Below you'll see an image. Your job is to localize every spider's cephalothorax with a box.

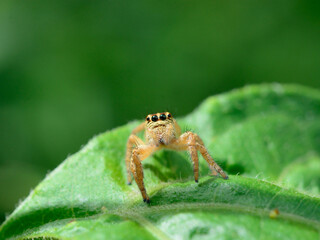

[145,112,177,146]
[125,112,228,203]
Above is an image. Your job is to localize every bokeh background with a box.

[1,0,320,224]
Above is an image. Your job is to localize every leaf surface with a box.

[1,84,320,240]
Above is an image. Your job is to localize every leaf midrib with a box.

[19,201,320,240]
[115,202,320,230]
[112,176,320,231]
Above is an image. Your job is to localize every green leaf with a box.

[1,84,320,240]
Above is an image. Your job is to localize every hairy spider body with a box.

[126,112,228,203]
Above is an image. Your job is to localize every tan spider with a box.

[126,112,228,203]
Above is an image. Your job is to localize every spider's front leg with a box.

[125,122,145,185]
[196,139,228,180]
[172,132,228,181]
[125,134,144,185]
[130,145,156,203]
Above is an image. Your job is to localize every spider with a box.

[125,112,228,203]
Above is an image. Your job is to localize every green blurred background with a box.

[0,0,320,224]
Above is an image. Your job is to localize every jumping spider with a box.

[126,112,228,203]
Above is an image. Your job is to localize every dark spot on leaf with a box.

[189,226,210,238]
[226,163,245,175]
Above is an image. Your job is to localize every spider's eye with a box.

[159,114,166,120]
[151,115,158,122]
[146,117,150,122]
[167,113,172,118]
